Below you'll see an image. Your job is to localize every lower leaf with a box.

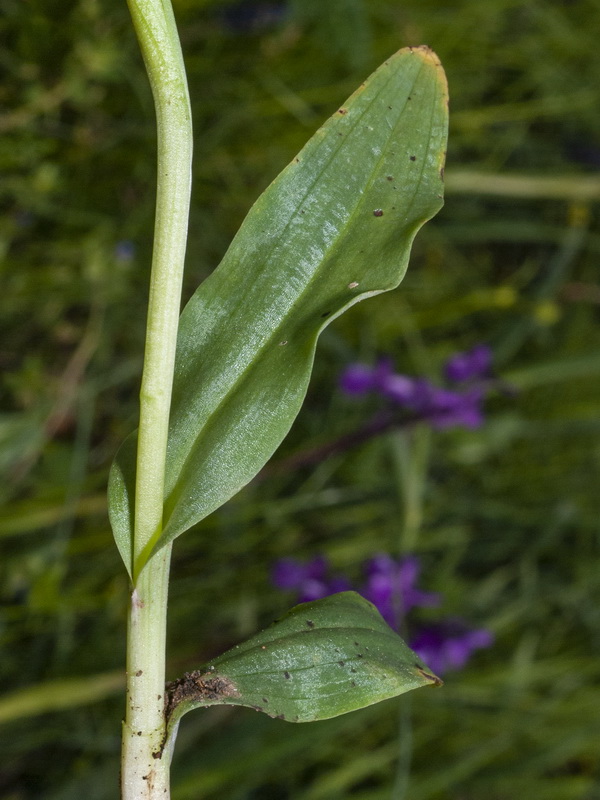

[164,592,441,746]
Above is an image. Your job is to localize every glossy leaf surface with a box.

[165,592,441,734]
[109,47,448,575]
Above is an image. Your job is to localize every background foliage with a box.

[1,0,600,797]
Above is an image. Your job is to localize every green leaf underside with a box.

[165,592,441,734]
[108,46,448,576]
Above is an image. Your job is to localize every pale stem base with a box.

[121,546,172,800]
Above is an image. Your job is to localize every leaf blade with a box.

[108,47,448,570]
[161,47,447,550]
[165,592,441,733]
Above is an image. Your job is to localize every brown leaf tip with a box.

[415,665,444,687]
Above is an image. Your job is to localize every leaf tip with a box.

[415,665,444,688]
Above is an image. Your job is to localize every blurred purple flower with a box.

[409,380,486,429]
[339,359,394,395]
[410,619,494,674]
[271,556,351,602]
[339,345,494,430]
[114,240,136,262]
[362,554,440,627]
[444,344,492,383]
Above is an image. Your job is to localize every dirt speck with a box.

[373,209,384,217]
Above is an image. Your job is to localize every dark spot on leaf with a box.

[306,620,315,628]
[410,155,416,161]
[137,731,142,736]
[338,660,345,666]
[350,667,357,673]
[294,157,300,163]
[386,175,393,181]
[338,108,348,114]
[373,209,384,217]
[408,96,412,101]
[262,698,269,704]
[388,105,392,110]
[321,311,331,318]
[350,681,357,687]
[135,670,143,677]
[354,642,360,646]
[152,751,161,759]
[440,167,445,180]
[277,714,286,720]
[357,653,364,658]
[284,671,291,679]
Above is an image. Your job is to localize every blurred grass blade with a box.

[0,672,124,725]
[165,592,441,738]
[108,46,448,574]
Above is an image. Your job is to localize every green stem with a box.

[121,0,193,796]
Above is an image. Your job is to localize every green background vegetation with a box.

[1,0,600,797]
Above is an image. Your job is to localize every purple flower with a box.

[339,346,493,431]
[114,240,136,262]
[271,557,351,602]
[379,372,416,404]
[444,344,492,383]
[409,381,486,430]
[410,619,494,674]
[339,359,395,396]
[362,554,440,627]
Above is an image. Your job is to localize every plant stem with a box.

[121,0,192,796]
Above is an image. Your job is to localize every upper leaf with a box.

[109,46,448,575]
[164,592,441,738]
